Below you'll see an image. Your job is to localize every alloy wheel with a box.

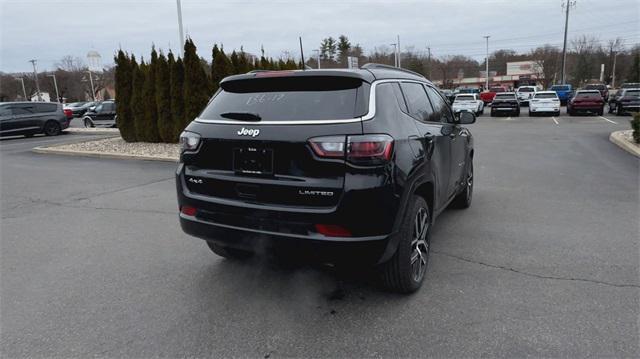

[410,207,429,282]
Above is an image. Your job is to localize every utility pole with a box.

[87,70,96,101]
[299,37,305,69]
[47,73,60,102]
[176,0,185,55]
[560,0,575,84]
[483,36,490,90]
[426,46,432,78]
[29,59,42,101]
[15,77,27,100]
[611,51,618,88]
[312,49,321,69]
[397,35,401,68]
[390,43,397,67]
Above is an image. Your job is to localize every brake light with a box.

[63,109,73,119]
[315,224,352,237]
[308,134,394,165]
[347,134,394,165]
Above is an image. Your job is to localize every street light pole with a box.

[176,0,185,54]
[397,35,401,68]
[483,36,490,90]
[312,49,321,69]
[87,70,96,101]
[611,52,618,88]
[29,59,42,101]
[426,46,432,79]
[390,43,397,67]
[15,77,27,100]
[47,73,60,102]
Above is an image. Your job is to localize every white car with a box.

[516,86,538,105]
[529,91,561,116]
[452,93,484,116]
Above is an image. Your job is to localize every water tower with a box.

[87,50,102,72]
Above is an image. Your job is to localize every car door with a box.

[399,82,452,211]
[425,85,466,201]
[8,104,39,135]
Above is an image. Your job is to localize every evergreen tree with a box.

[155,51,173,142]
[259,46,269,69]
[169,53,185,141]
[114,50,136,142]
[140,47,160,142]
[210,44,221,89]
[212,46,233,91]
[629,50,640,83]
[183,38,210,125]
[238,47,251,73]
[337,35,351,66]
[131,58,146,141]
[230,50,240,74]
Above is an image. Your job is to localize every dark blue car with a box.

[549,84,573,104]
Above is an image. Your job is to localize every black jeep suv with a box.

[176,64,476,293]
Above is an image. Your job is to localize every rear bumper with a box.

[568,105,603,112]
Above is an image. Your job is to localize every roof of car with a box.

[222,64,432,86]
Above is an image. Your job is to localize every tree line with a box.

[114,38,301,143]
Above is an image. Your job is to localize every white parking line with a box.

[551,116,559,125]
[598,116,618,124]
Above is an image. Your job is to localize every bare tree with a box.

[55,55,86,72]
[531,45,561,88]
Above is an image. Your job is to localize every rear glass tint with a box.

[200,76,368,122]
[535,93,558,99]
[576,92,601,99]
[585,84,605,90]
[495,94,516,99]
[35,103,58,113]
[518,87,535,92]
[624,90,640,97]
[551,86,569,91]
[455,95,475,101]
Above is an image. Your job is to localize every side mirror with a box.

[457,110,476,124]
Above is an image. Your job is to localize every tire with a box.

[528,110,533,117]
[616,106,624,116]
[597,108,604,116]
[608,104,614,114]
[43,121,61,136]
[83,117,95,128]
[490,110,496,117]
[514,110,520,117]
[451,161,473,209]
[379,195,431,293]
[568,109,574,116]
[206,241,253,260]
[554,111,560,117]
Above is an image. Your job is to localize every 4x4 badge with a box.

[237,127,260,137]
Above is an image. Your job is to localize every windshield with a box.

[534,93,558,99]
[585,84,605,90]
[200,76,368,122]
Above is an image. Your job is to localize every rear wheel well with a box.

[414,182,434,215]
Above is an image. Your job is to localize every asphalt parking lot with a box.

[1,112,638,357]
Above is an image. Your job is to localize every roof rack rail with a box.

[361,63,425,78]
[247,69,271,73]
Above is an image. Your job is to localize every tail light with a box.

[180,205,197,216]
[315,224,351,237]
[308,134,394,165]
[63,109,73,119]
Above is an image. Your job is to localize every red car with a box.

[567,90,605,116]
[480,86,507,104]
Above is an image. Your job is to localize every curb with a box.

[63,129,121,135]
[609,130,640,158]
[32,140,178,163]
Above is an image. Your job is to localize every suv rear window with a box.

[585,84,605,90]
[518,87,535,92]
[200,76,368,122]
[495,93,516,99]
[576,92,601,99]
[455,95,475,101]
[624,90,640,97]
[551,85,569,91]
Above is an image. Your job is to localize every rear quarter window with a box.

[34,103,58,113]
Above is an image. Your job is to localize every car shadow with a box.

[0,132,71,142]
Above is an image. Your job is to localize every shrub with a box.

[155,51,173,143]
[114,50,136,142]
[183,38,210,126]
[170,54,186,140]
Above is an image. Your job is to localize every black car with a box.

[82,100,117,127]
[609,88,640,115]
[176,64,476,293]
[0,102,70,138]
[490,92,520,116]
[64,101,95,118]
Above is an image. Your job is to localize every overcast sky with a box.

[1,0,638,73]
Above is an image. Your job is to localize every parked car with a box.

[609,88,640,115]
[479,86,507,105]
[176,64,477,293]
[81,100,117,127]
[516,86,537,105]
[620,82,640,89]
[529,91,561,116]
[439,89,454,104]
[64,101,95,118]
[567,90,605,116]
[0,102,70,137]
[584,83,609,101]
[490,92,520,116]
[549,84,573,104]
[452,93,484,116]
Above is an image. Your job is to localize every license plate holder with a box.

[233,147,273,175]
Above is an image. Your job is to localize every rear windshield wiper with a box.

[220,112,262,121]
